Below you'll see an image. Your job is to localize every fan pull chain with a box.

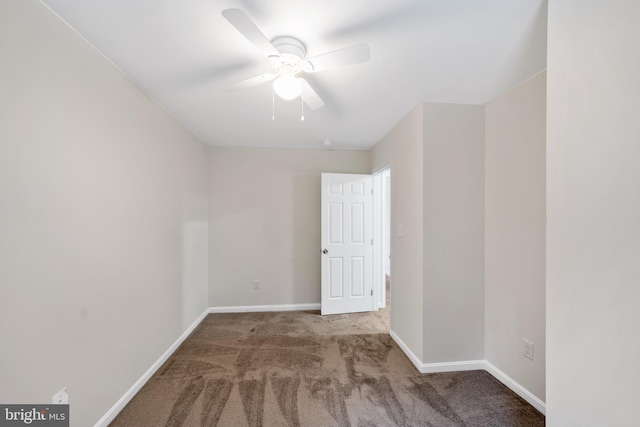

[300,91,305,122]
[272,87,275,121]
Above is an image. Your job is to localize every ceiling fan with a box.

[221,8,371,110]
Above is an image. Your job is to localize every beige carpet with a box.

[110,307,544,426]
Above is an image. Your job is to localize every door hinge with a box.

[370,239,373,246]
[371,188,374,195]
[371,289,373,296]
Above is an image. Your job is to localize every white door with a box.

[321,173,373,315]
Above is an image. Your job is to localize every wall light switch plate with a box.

[523,339,534,361]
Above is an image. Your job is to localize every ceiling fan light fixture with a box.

[273,75,303,100]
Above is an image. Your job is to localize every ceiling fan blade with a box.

[305,43,371,73]
[224,73,276,91]
[301,79,325,110]
[222,9,280,57]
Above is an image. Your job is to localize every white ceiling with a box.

[40,0,547,150]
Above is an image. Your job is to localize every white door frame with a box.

[372,165,391,311]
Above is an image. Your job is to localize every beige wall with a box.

[485,72,546,401]
[423,103,485,363]
[371,102,486,366]
[547,1,640,425]
[0,1,209,426]
[370,131,392,173]
[208,147,370,307]
[370,105,424,361]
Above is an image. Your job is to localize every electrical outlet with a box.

[52,388,68,404]
[253,280,260,290]
[523,339,534,361]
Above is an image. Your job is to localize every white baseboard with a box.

[484,361,546,415]
[389,330,424,371]
[391,330,545,415]
[209,303,320,313]
[94,309,209,427]
[421,359,487,373]
[390,330,484,373]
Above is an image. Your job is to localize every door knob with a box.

[322,249,329,254]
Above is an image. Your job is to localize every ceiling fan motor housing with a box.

[270,36,312,73]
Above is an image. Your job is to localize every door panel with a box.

[351,203,365,244]
[329,258,344,298]
[329,203,343,244]
[351,257,365,296]
[321,173,373,315]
